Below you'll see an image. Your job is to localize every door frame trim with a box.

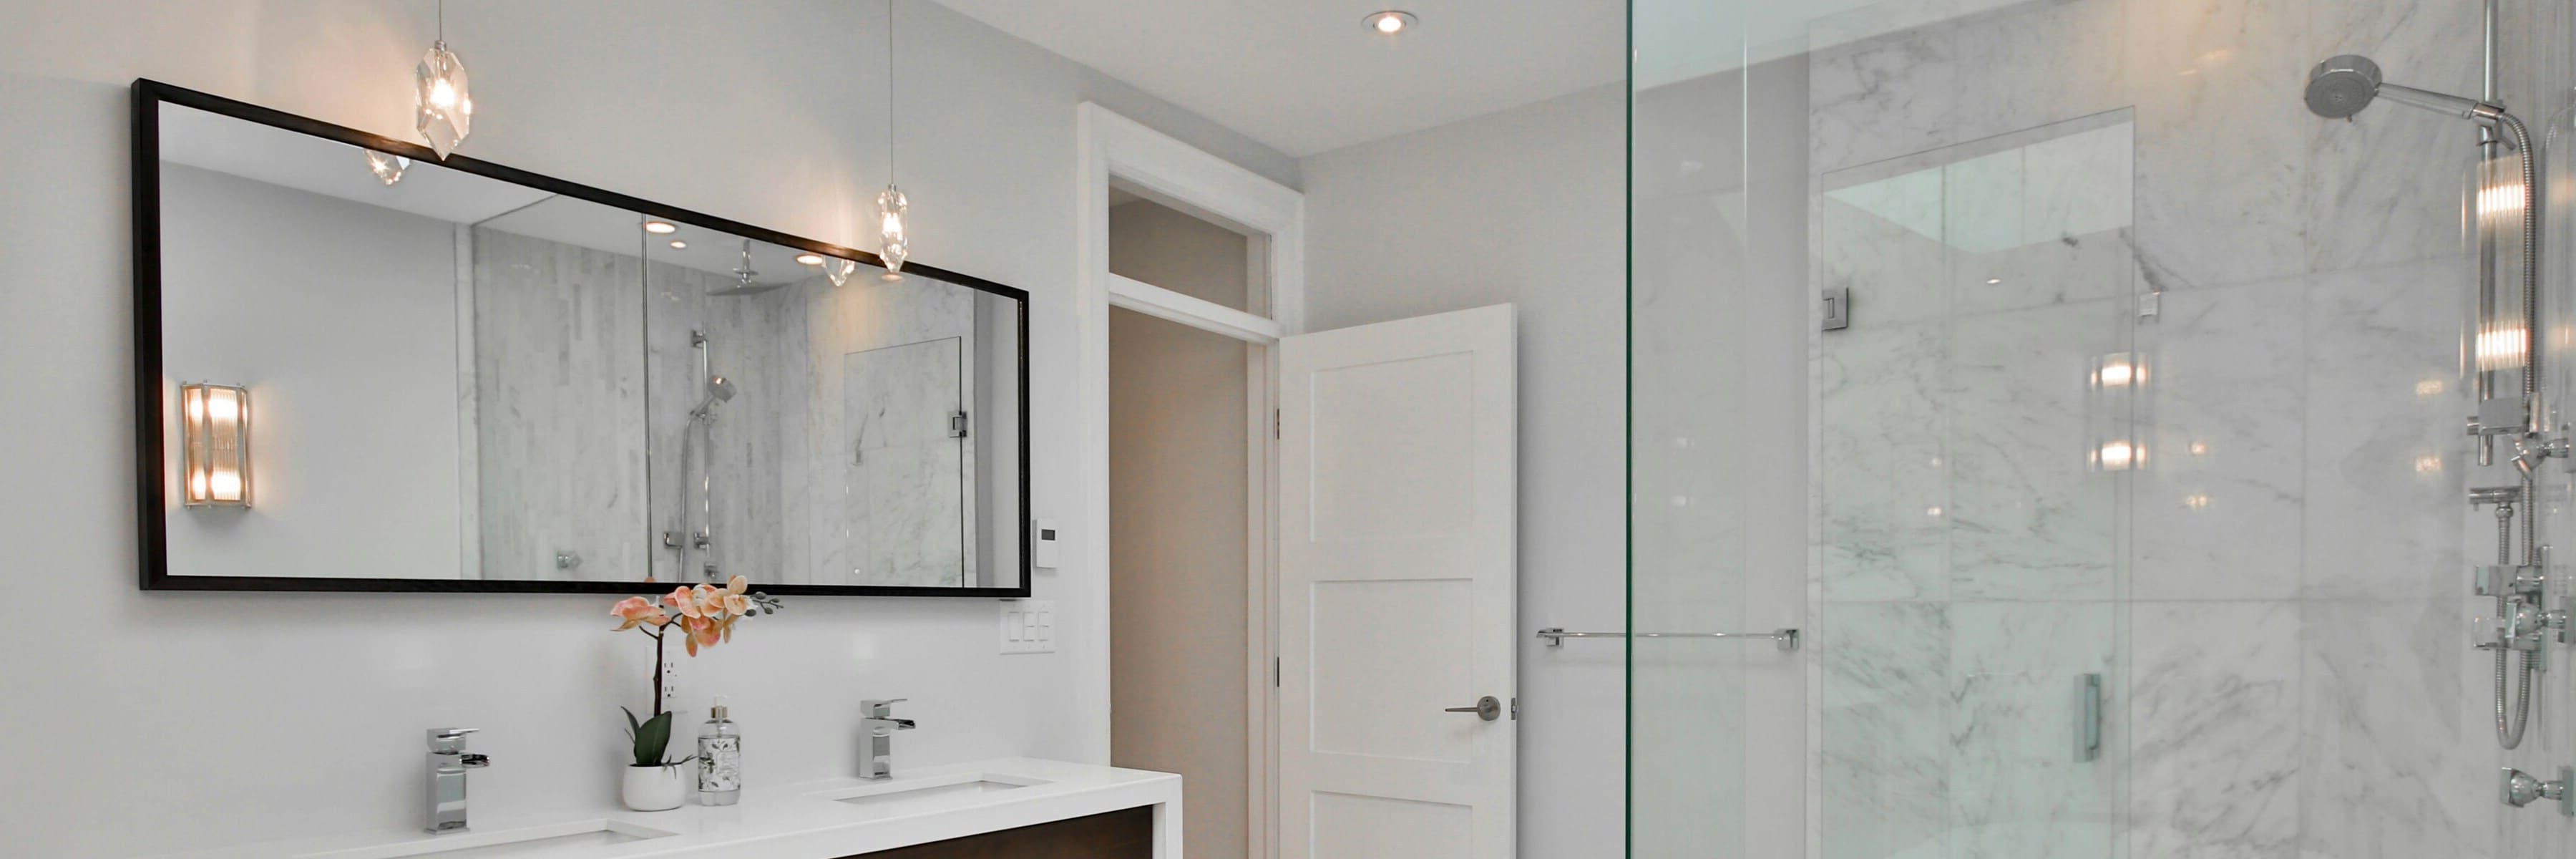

[1077,101,1304,859]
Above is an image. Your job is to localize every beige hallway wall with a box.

[1108,199,1252,858]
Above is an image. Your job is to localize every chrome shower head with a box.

[691,374,736,417]
[709,239,786,296]
[2304,54,2383,119]
[2306,54,2502,123]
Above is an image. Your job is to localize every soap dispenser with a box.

[696,697,742,805]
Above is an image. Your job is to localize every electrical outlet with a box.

[660,659,683,708]
[999,599,1056,654]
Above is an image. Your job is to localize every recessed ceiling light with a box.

[643,220,677,234]
[668,240,687,249]
[795,253,826,266]
[1365,10,1416,35]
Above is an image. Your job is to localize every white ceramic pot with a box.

[622,764,688,811]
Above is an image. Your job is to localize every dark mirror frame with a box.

[131,79,1033,597]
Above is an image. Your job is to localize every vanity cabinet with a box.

[842,807,1153,858]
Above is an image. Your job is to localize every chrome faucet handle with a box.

[862,699,909,715]
[2502,766,2573,815]
[426,727,479,754]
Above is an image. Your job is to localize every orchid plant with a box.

[610,576,783,768]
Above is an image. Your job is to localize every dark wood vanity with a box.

[841,807,1153,858]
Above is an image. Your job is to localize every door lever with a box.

[1445,696,1503,722]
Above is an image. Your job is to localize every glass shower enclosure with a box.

[1629,0,2576,855]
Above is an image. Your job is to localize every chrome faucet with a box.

[425,728,493,834]
[859,699,916,780]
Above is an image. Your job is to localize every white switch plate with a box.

[1000,599,1055,654]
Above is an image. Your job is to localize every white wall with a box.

[1299,85,1628,858]
[159,163,466,581]
[0,2,1292,856]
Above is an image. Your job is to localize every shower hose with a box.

[2494,111,2541,751]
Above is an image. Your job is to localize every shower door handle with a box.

[2074,673,2103,762]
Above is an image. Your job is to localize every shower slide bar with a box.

[1534,627,1801,652]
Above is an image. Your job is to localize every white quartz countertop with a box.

[142,758,1180,859]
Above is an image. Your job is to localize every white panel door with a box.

[1277,304,1516,859]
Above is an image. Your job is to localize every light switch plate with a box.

[1000,599,1055,654]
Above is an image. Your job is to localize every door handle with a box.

[2074,673,2102,762]
[1445,696,1503,722]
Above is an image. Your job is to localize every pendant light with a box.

[877,0,909,281]
[416,0,474,158]
[364,150,410,185]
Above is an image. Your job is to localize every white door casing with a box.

[1277,304,1517,858]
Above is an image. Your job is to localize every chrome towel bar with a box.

[1535,627,1800,652]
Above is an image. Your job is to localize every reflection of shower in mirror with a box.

[710,238,786,296]
[675,329,735,582]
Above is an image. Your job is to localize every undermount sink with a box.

[295,820,676,859]
[814,772,1053,812]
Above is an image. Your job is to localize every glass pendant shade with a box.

[180,382,251,508]
[415,40,473,158]
[364,150,411,185]
[877,185,909,280]
[823,258,858,287]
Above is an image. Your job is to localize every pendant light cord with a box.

[885,0,897,183]
[436,0,445,44]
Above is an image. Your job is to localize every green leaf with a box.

[621,707,680,767]
[635,710,674,767]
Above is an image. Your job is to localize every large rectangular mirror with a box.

[135,81,1028,596]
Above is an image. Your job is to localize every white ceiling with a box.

[933,1,1629,157]
[936,1,2045,159]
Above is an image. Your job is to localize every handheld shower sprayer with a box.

[691,374,737,419]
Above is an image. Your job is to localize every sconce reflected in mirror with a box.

[180,382,250,507]
[2086,352,2144,472]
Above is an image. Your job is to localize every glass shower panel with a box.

[1627,0,1755,855]
[1814,113,2135,859]
[1635,0,2574,855]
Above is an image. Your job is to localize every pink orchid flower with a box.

[717,576,752,615]
[610,596,670,631]
[663,586,705,618]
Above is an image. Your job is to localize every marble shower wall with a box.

[2501,0,2576,856]
[469,228,650,581]
[1802,0,2550,855]
[1814,111,2134,859]
[643,257,804,586]
[473,228,980,588]
[790,273,979,588]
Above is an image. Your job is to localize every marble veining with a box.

[469,228,650,582]
[2132,281,2306,601]
[2300,257,2469,600]
[2128,601,2300,858]
[467,230,990,588]
[838,338,967,586]
[1803,0,2503,855]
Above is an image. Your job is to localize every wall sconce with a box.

[180,382,251,507]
